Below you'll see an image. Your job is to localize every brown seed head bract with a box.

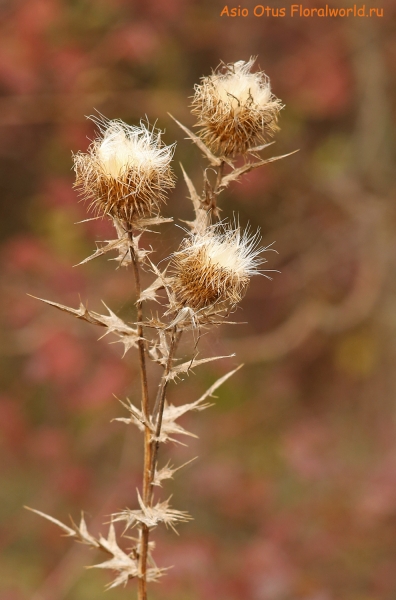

[73,117,176,224]
[170,223,266,311]
[191,58,283,157]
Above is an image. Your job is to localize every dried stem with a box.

[152,329,182,421]
[128,230,151,600]
[149,327,180,504]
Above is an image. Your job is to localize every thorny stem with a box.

[149,327,180,504]
[128,238,181,600]
[128,230,150,600]
[152,329,182,421]
[126,156,237,599]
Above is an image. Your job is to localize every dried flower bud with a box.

[191,58,283,157]
[73,117,176,223]
[170,223,267,310]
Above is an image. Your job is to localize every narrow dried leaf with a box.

[146,567,169,582]
[152,375,244,443]
[219,150,299,189]
[166,354,235,381]
[152,420,197,444]
[77,236,128,266]
[195,364,243,404]
[25,507,76,537]
[137,216,173,228]
[247,141,275,153]
[179,163,208,234]
[153,458,197,487]
[30,296,140,355]
[179,163,201,211]
[166,306,198,330]
[162,398,212,423]
[169,114,222,166]
[76,219,153,267]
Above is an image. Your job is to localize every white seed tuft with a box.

[74,116,176,224]
[170,222,272,310]
[191,58,283,156]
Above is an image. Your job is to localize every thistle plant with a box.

[27,58,295,600]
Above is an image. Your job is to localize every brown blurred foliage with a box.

[1,1,396,599]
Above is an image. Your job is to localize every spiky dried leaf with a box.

[247,141,275,153]
[165,306,199,330]
[114,397,193,444]
[77,235,131,266]
[152,418,197,444]
[166,353,235,381]
[145,259,176,307]
[148,330,170,366]
[179,163,208,235]
[153,458,197,487]
[113,491,192,534]
[76,513,101,547]
[164,303,241,331]
[30,296,140,355]
[26,507,156,589]
[195,364,243,404]
[25,507,76,537]
[137,216,173,229]
[139,277,165,303]
[168,114,222,166]
[113,397,149,432]
[152,367,243,442]
[219,150,299,190]
[89,523,141,589]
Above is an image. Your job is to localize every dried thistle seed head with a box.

[73,117,176,223]
[170,223,266,310]
[191,58,283,157]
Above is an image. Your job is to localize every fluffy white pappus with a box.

[210,58,272,114]
[191,58,283,156]
[188,223,265,276]
[73,115,176,223]
[95,118,175,180]
[170,222,275,310]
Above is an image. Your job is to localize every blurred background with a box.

[1,0,396,599]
